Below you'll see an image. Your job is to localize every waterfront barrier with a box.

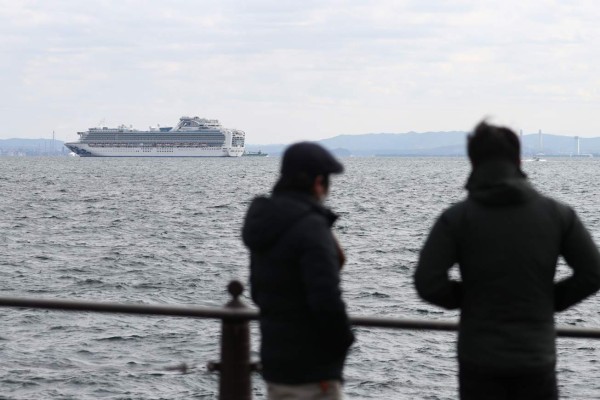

[1,280,600,399]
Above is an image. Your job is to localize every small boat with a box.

[523,130,547,162]
[243,150,268,157]
[523,155,547,162]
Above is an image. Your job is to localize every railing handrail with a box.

[1,295,600,339]
[0,295,258,320]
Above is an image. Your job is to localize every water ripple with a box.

[1,157,599,398]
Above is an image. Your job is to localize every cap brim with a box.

[329,159,344,174]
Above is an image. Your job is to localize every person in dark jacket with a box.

[414,121,600,400]
[242,142,354,399]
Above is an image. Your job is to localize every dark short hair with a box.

[280,142,343,178]
[273,173,330,194]
[467,121,521,167]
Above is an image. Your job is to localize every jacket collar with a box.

[465,160,537,206]
[273,191,338,225]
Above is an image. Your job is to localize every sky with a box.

[1,0,600,143]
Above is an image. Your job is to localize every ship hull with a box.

[65,143,244,157]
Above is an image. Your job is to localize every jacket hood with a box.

[465,160,537,206]
[242,192,337,251]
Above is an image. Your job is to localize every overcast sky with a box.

[2,1,599,143]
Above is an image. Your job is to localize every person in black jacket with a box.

[414,121,600,400]
[242,142,354,399]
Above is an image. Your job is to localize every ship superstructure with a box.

[65,116,245,157]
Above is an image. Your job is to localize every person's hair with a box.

[467,121,521,167]
[273,173,330,195]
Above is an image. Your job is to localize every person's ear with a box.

[312,175,327,200]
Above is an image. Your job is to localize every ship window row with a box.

[93,148,174,152]
[88,143,226,148]
[86,141,224,146]
[84,135,225,140]
[92,147,225,152]
[84,139,226,143]
[86,130,224,135]
[179,121,221,128]
[85,140,225,145]
[84,132,225,137]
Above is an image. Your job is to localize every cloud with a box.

[1,0,600,142]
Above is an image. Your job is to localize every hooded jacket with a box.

[242,191,354,384]
[414,160,600,373]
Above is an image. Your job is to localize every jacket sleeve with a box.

[414,212,462,309]
[555,208,600,311]
[298,216,354,358]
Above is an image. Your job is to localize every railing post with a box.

[214,280,252,400]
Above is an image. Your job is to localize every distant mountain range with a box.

[3,131,600,157]
[245,131,600,157]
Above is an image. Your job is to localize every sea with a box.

[1,156,599,399]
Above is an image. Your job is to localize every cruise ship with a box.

[65,116,245,157]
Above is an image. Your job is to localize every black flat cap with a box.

[281,142,344,177]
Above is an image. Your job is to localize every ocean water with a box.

[1,156,599,399]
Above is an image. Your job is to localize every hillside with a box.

[3,131,600,157]
[246,131,600,157]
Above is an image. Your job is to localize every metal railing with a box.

[1,280,599,399]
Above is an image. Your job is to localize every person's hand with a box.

[333,235,345,270]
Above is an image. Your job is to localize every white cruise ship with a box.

[65,116,245,157]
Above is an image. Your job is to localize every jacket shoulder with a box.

[291,209,332,239]
[438,199,469,224]
[534,194,577,231]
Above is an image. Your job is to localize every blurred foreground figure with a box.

[243,142,354,400]
[414,121,600,400]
